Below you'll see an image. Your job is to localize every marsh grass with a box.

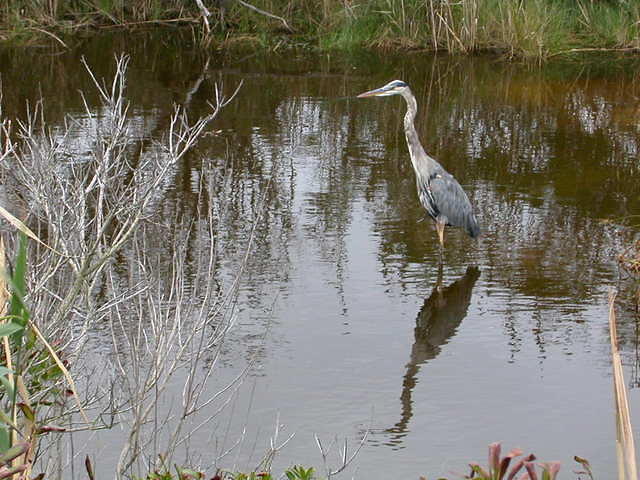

[319,6,385,51]
[259,0,638,58]
[481,0,575,58]
[576,0,640,49]
[3,0,640,58]
[220,0,637,58]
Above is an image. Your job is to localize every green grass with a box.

[226,0,640,58]
[318,5,385,50]
[2,1,640,65]
[479,0,576,58]
[576,0,640,49]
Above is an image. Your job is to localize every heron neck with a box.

[401,89,428,173]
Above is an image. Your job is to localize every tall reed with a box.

[608,291,638,480]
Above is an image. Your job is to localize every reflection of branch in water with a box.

[386,266,481,442]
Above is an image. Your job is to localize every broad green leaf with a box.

[17,403,34,422]
[177,468,203,480]
[9,233,27,310]
[0,426,8,452]
[0,441,28,465]
[0,410,17,429]
[0,322,22,337]
[0,373,14,397]
[8,233,28,344]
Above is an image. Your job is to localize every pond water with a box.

[1,31,640,479]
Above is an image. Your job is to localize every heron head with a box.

[357,80,409,98]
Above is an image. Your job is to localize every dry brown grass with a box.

[618,239,640,277]
[608,291,638,480]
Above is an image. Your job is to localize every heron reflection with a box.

[387,265,481,441]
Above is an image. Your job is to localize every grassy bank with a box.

[0,0,640,59]
[2,0,640,58]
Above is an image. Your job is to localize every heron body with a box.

[357,80,480,249]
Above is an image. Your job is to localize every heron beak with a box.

[357,86,391,98]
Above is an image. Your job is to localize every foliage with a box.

[285,466,315,480]
[464,442,560,480]
[0,233,71,479]
[575,0,640,49]
[114,444,592,480]
[2,0,640,58]
[131,465,316,480]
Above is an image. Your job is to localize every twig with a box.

[26,27,67,48]
[26,319,89,424]
[236,0,293,32]
[0,205,61,255]
[97,17,199,29]
[314,428,369,479]
[549,47,640,58]
[194,0,211,33]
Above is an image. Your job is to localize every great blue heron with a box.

[357,80,480,250]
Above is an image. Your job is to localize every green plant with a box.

[319,6,384,50]
[230,473,272,480]
[218,466,315,480]
[286,466,315,480]
[3,0,640,59]
[437,442,562,480]
[576,0,640,49]
[132,464,208,480]
[0,233,73,478]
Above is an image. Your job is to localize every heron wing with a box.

[418,172,480,237]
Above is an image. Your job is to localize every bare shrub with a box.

[0,54,255,479]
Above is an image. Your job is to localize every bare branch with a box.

[236,0,293,32]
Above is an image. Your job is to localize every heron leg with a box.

[435,220,445,250]
[435,260,444,293]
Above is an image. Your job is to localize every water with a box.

[1,31,640,479]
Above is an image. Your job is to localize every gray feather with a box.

[417,170,480,238]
